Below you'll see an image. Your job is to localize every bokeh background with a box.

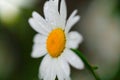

[0,0,120,80]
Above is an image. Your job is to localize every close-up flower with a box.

[28,0,84,80]
[0,0,120,80]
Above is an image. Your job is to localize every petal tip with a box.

[31,52,38,58]
[28,18,32,25]
[32,11,39,17]
[79,63,84,70]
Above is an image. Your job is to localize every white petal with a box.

[59,57,70,76]
[60,0,67,28]
[33,34,47,44]
[28,18,48,35]
[49,66,57,80]
[63,49,84,69]
[56,70,64,80]
[65,10,80,33]
[39,55,50,79]
[56,58,71,80]
[60,0,67,20]
[56,62,64,80]
[43,0,63,28]
[31,44,47,58]
[32,11,52,32]
[66,31,83,48]
[44,62,54,80]
[66,77,71,80]
[39,55,56,80]
[47,58,57,80]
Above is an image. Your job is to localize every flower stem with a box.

[71,49,101,80]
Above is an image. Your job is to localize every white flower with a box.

[28,0,84,80]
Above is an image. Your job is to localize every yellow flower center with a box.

[46,28,66,58]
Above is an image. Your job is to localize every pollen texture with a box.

[47,28,66,58]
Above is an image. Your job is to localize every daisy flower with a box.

[28,0,84,80]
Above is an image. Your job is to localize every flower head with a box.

[28,0,84,80]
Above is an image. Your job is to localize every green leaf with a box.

[71,49,101,80]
